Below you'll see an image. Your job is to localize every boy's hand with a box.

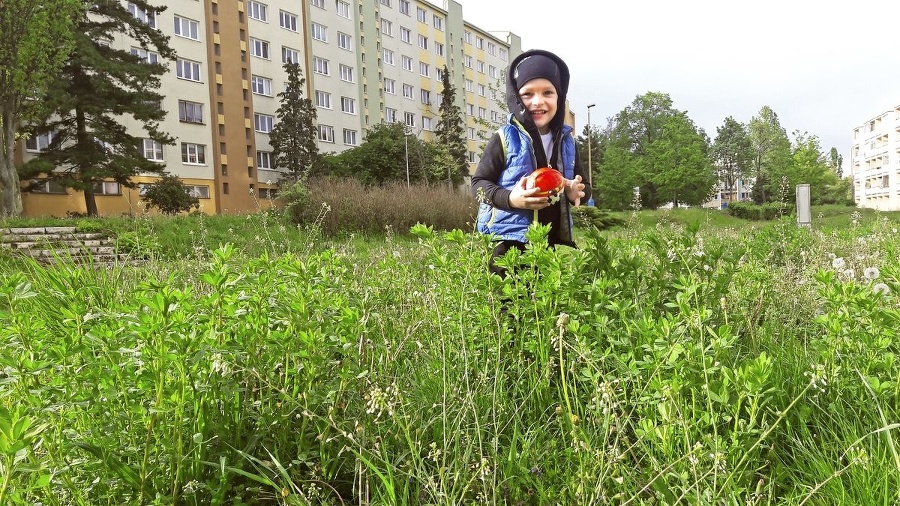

[509,176,553,210]
[565,175,586,206]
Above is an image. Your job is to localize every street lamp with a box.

[586,103,596,206]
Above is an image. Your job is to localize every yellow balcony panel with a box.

[213,33,220,44]
[242,79,249,90]
[237,1,244,12]
[217,114,225,124]
[240,40,247,52]
[245,118,252,128]
[216,74,223,85]
[247,157,255,166]
[220,154,228,165]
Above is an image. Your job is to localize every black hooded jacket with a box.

[471,49,591,246]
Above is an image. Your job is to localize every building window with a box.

[380,0,391,6]
[466,103,474,115]
[343,129,357,145]
[336,0,351,18]
[402,84,413,99]
[419,62,429,77]
[142,139,164,160]
[341,97,356,114]
[250,38,270,59]
[416,6,426,22]
[478,107,487,119]
[434,42,444,56]
[384,78,395,94]
[399,27,411,43]
[25,132,54,152]
[310,0,325,8]
[467,127,475,139]
[420,89,430,105]
[381,19,392,36]
[318,124,335,142]
[258,188,277,199]
[185,185,210,199]
[383,48,394,65]
[339,64,354,82]
[315,90,332,108]
[399,0,409,15]
[282,46,300,63]
[433,15,443,30]
[257,151,273,170]
[489,65,498,78]
[178,100,203,123]
[478,84,486,96]
[468,151,476,163]
[313,56,329,75]
[311,22,327,41]
[30,179,67,194]
[422,116,432,130]
[417,35,427,50]
[181,143,206,164]
[404,112,415,127]
[465,79,473,92]
[91,181,121,196]
[476,37,484,49]
[251,75,273,96]
[487,41,497,55]
[464,31,472,44]
[247,1,268,21]
[174,15,199,40]
[464,55,473,68]
[401,55,412,71]
[127,3,157,28]
[385,107,397,122]
[499,47,508,61]
[279,10,298,31]
[337,32,352,50]
[254,113,274,133]
[131,47,159,64]
[176,59,202,81]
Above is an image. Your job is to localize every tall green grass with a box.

[2,206,900,504]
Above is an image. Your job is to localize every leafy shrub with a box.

[572,205,626,231]
[727,201,795,220]
[141,174,201,215]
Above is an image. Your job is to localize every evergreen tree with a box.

[434,65,467,187]
[828,147,844,178]
[0,0,81,216]
[269,61,318,180]
[19,0,174,217]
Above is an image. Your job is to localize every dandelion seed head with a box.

[832,257,846,269]
[864,266,880,280]
[873,283,890,296]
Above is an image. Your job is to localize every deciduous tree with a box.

[19,0,174,217]
[711,116,753,202]
[0,0,81,216]
[748,106,792,203]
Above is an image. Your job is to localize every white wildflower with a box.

[843,269,855,279]
[831,257,845,269]
[864,267,880,280]
[873,283,890,296]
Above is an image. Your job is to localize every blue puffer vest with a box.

[476,117,576,243]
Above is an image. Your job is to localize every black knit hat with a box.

[513,54,562,92]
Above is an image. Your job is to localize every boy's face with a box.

[518,78,558,135]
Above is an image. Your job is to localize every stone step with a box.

[7,239,113,250]
[24,246,117,258]
[1,226,77,235]
[0,232,106,243]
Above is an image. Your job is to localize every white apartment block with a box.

[851,106,900,210]
[18,0,521,217]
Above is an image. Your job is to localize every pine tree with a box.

[20,0,174,216]
[434,65,467,188]
[269,61,318,180]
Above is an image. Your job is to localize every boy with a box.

[471,49,591,277]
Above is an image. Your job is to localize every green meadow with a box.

[3,204,900,505]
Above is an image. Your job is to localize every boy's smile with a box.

[518,78,558,135]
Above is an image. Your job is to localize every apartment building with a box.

[17,0,521,217]
[851,106,900,210]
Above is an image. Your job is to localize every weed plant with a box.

[2,207,900,504]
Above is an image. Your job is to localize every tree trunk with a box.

[0,110,24,217]
[83,186,98,216]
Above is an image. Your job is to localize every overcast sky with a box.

[455,0,900,168]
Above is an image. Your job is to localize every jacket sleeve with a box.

[572,147,592,204]
[470,133,514,210]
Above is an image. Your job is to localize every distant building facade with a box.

[17,0,522,217]
[851,107,899,210]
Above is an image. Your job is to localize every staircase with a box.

[0,226,131,266]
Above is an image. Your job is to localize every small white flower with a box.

[843,269,856,279]
[864,267,880,280]
[873,283,890,296]
[832,257,846,269]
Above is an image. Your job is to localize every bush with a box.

[726,201,795,220]
[141,174,201,215]
[572,205,626,231]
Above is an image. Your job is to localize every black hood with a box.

[506,49,570,134]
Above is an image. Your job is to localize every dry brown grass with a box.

[299,177,478,236]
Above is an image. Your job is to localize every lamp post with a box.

[586,103,596,206]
